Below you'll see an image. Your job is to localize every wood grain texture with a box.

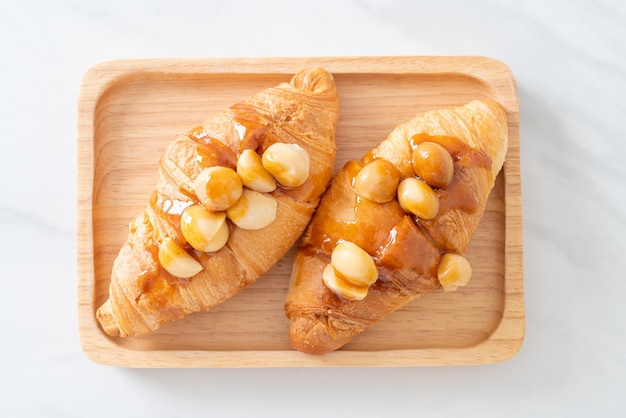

[77,56,523,367]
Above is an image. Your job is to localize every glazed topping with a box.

[323,241,379,301]
[149,138,312,282]
[189,125,210,142]
[193,166,243,212]
[236,149,277,193]
[157,237,203,279]
[411,142,454,189]
[180,205,229,253]
[411,133,492,170]
[397,177,440,220]
[231,105,268,150]
[354,159,400,203]
[261,143,310,187]
[226,189,277,230]
[194,137,238,169]
[437,252,472,292]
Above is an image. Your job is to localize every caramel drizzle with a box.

[137,104,275,302]
[308,133,492,314]
[411,133,491,216]
[410,133,492,169]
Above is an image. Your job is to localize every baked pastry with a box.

[285,99,508,354]
[97,67,339,337]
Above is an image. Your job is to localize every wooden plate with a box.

[77,56,523,367]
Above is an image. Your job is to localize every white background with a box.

[1,0,625,416]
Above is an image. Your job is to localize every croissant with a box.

[285,99,508,354]
[97,67,339,337]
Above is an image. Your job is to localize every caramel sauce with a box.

[136,242,160,293]
[189,125,209,141]
[189,131,237,169]
[436,168,479,214]
[199,140,237,169]
[231,103,311,200]
[135,106,266,309]
[306,133,495,311]
[375,216,441,292]
[375,216,436,275]
[410,133,492,216]
[231,104,269,152]
[132,106,269,312]
[135,241,190,312]
[303,160,406,257]
[149,189,194,241]
[142,189,197,310]
[410,133,492,169]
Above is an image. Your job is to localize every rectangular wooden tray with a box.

[77,56,523,367]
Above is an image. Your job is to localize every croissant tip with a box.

[288,316,332,355]
[290,67,336,95]
[96,300,122,337]
[288,314,357,355]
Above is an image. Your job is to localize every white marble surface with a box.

[1,0,625,416]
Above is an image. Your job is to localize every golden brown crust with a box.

[97,67,339,337]
[285,99,508,354]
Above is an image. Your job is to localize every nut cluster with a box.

[322,241,379,301]
[322,139,473,298]
[353,141,455,221]
[158,140,311,278]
